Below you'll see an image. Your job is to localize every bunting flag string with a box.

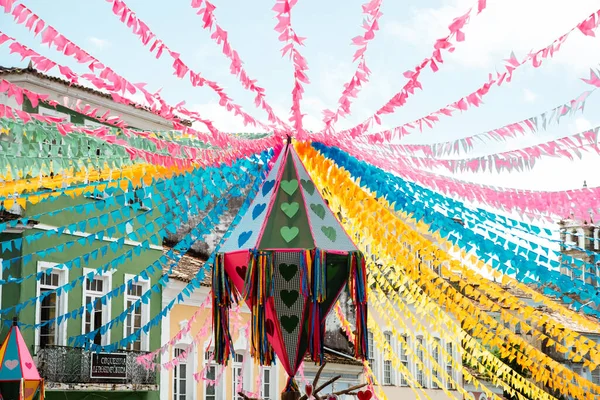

[137,294,214,369]
[297,142,600,399]
[366,270,508,400]
[2,0,233,140]
[0,163,243,290]
[187,0,291,131]
[0,102,201,169]
[273,0,309,137]
[342,202,560,400]
[70,159,259,347]
[81,144,278,352]
[367,312,432,400]
[318,0,486,140]
[334,303,385,400]
[103,0,277,132]
[327,140,600,222]
[141,144,284,368]
[373,89,594,153]
[313,143,600,314]
[0,78,236,159]
[350,124,600,174]
[0,21,229,145]
[330,7,600,142]
[2,153,267,329]
[368,291,463,399]
[320,0,383,132]
[0,77,129,128]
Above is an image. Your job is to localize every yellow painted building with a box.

[160,252,364,400]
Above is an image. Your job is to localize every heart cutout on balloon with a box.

[252,203,266,220]
[4,360,18,370]
[280,226,299,243]
[266,319,275,336]
[310,203,326,220]
[301,179,315,195]
[279,263,298,282]
[281,179,299,196]
[321,226,337,242]
[262,180,275,196]
[238,231,252,247]
[235,265,247,280]
[281,202,300,218]
[357,389,373,400]
[280,315,299,333]
[280,289,299,308]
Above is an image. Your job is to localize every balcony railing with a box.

[36,345,156,386]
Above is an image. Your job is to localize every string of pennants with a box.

[0,0,600,399]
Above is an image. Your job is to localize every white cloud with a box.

[572,117,593,133]
[190,102,262,133]
[88,37,110,50]
[523,88,537,103]
[385,0,600,73]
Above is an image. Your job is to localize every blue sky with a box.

[2,0,600,191]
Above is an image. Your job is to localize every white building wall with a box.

[1,72,176,131]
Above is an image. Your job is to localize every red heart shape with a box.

[305,384,313,396]
[357,390,372,400]
[235,265,247,279]
[25,362,33,369]
[266,319,274,336]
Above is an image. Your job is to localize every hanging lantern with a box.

[212,139,368,397]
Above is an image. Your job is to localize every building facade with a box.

[0,64,181,399]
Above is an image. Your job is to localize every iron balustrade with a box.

[36,345,157,385]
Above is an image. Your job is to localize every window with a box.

[36,262,68,348]
[446,342,455,389]
[205,350,217,400]
[124,276,150,351]
[432,338,441,389]
[83,273,111,346]
[399,335,409,386]
[367,331,375,366]
[174,348,187,400]
[126,186,152,211]
[572,365,583,383]
[416,336,426,388]
[383,331,394,385]
[262,367,273,400]
[592,367,600,385]
[233,353,244,400]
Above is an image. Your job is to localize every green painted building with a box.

[0,64,184,399]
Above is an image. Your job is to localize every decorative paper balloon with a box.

[212,138,368,397]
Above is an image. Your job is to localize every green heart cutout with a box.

[281,202,300,218]
[279,263,298,282]
[280,315,299,333]
[280,289,299,308]
[301,179,315,195]
[321,226,337,242]
[281,179,299,196]
[280,226,299,243]
[310,203,326,220]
